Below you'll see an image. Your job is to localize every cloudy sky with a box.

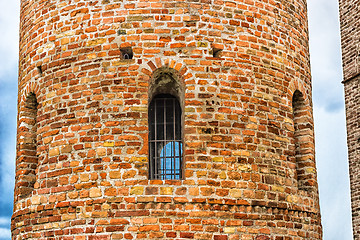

[0,0,352,239]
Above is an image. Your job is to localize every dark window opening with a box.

[120,47,133,60]
[117,29,127,35]
[37,66,43,76]
[212,48,222,58]
[149,94,183,180]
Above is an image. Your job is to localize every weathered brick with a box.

[13,0,321,239]
[339,1,360,237]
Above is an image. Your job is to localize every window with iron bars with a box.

[148,94,183,180]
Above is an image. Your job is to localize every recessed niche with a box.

[36,66,43,76]
[17,92,39,198]
[120,47,133,60]
[212,48,223,58]
[117,29,126,35]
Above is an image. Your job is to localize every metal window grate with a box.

[149,94,183,180]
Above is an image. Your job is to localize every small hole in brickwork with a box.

[212,48,222,58]
[120,47,133,60]
[36,66,43,76]
[117,29,126,35]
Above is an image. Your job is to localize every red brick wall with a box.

[12,0,322,239]
[339,0,360,238]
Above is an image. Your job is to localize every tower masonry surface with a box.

[12,0,322,239]
[339,0,360,238]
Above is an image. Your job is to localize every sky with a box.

[0,0,352,239]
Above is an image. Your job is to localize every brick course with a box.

[12,0,322,239]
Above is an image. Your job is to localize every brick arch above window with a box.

[149,67,185,105]
[19,81,40,106]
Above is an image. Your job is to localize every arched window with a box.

[149,94,183,180]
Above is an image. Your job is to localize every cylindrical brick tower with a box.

[13,0,322,239]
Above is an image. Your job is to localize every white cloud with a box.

[0,73,17,208]
[0,218,10,226]
[0,227,10,239]
[0,0,20,80]
[0,0,18,226]
[0,148,15,203]
[308,0,344,112]
[314,105,352,239]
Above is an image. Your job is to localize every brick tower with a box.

[12,0,322,239]
[339,0,360,238]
